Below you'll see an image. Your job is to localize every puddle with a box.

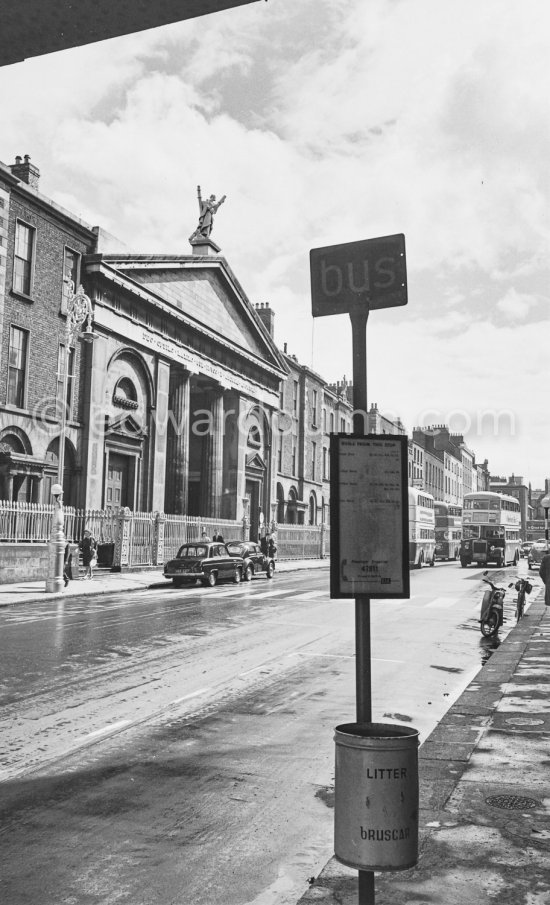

[383,712,413,722]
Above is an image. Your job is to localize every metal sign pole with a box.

[310,234,408,905]
[350,306,375,905]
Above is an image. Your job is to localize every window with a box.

[13,221,35,296]
[113,377,138,409]
[293,380,299,415]
[7,326,29,407]
[311,441,316,480]
[247,425,261,447]
[277,430,283,472]
[323,447,328,480]
[311,389,318,426]
[62,247,81,314]
[330,412,334,433]
[279,382,284,409]
[57,344,75,419]
[291,443,296,476]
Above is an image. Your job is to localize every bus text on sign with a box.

[310,233,407,317]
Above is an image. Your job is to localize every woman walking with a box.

[80,529,97,580]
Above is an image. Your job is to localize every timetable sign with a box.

[310,233,407,317]
[330,434,410,599]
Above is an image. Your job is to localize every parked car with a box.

[527,539,549,571]
[225,540,275,581]
[164,542,244,588]
[520,541,533,558]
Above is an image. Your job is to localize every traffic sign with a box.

[310,233,407,317]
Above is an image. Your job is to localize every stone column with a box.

[201,387,224,518]
[151,359,170,513]
[81,335,108,509]
[165,367,190,514]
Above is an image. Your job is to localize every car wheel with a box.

[204,571,217,587]
[266,562,274,579]
[460,558,468,568]
[243,565,253,581]
[234,567,242,584]
[429,556,435,567]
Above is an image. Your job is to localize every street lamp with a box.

[45,281,97,593]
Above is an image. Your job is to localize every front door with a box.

[246,479,261,542]
[106,453,130,508]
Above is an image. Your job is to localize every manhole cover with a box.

[486,795,539,810]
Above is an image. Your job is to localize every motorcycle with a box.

[509,577,533,623]
[479,572,507,636]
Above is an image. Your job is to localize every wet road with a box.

[0,561,539,904]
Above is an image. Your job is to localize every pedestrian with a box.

[260,534,268,556]
[213,529,224,543]
[80,529,97,580]
[539,547,550,607]
[63,542,73,587]
[201,530,211,543]
[267,534,277,559]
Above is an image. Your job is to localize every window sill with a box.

[11,288,35,303]
[1,403,30,415]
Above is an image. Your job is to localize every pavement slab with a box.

[297,594,550,905]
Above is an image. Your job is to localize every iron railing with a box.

[0,501,329,564]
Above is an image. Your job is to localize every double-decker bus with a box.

[434,502,462,561]
[459,491,521,568]
[408,487,436,568]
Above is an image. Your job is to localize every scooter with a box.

[509,577,533,623]
[479,572,507,636]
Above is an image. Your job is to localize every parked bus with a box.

[434,502,462,561]
[459,491,521,568]
[408,487,436,568]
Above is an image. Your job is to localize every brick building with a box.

[274,354,352,526]
[0,155,97,506]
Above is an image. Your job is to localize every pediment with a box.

[246,452,267,471]
[102,255,286,376]
[105,413,148,439]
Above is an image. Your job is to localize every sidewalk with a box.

[297,591,550,904]
[0,558,329,607]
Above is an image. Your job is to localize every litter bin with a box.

[334,722,419,871]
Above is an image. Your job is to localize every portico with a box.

[82,246,287,523]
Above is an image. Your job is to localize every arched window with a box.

[113,377,138,409]
[247,424,261,448]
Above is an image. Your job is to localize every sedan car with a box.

[520,541,533,558]
[527,539,549,571]
[164,542,244,588]
[225,540,275,581]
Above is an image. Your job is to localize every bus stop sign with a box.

[310,233,407,317]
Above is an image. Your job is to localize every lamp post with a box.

[45,281,97,593]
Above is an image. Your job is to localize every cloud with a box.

[496,288,538,321]
[0,0,549,484]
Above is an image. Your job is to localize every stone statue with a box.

[190,185,227,240]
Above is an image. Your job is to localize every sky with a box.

[1,0,549,486]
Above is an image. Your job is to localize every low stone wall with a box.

[0,544,50,584]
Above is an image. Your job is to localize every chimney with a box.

[254,302,275,338]
[9,154,40,190]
